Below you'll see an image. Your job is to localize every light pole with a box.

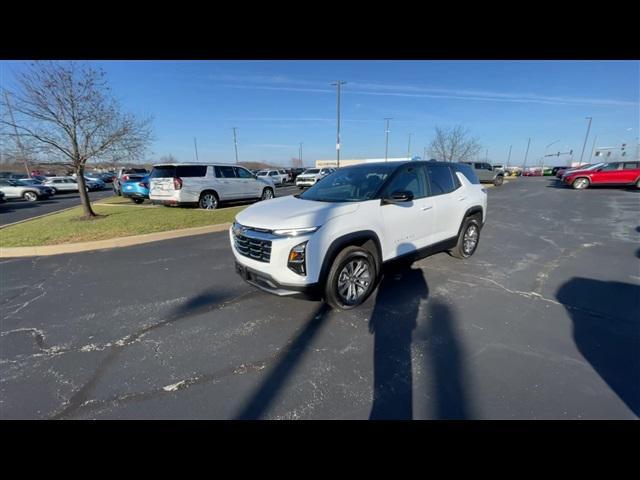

[193,137,200,162]
[578,116,592,166]
[522,137,531,170]
[331,81,346,168]
[407,133,412,159]
[384,118,392,161]
[232,127,239,164]
[299,142,303,166]
[542,139,561,170]
[506,144,512,168]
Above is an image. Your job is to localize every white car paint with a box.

[257,169,288,185]
[295,168,334,188]
[231,162,487,294]
[149,163,276,206]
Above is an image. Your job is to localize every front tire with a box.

[23,191,38,202]
[131,198,144,204]
[324,246,377,310]
[261,187,274,200]
[199,191,219,210]
[450,216,481,259]
[572,177,590,190]
[493,175,504,186]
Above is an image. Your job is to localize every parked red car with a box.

[563,161,640,189]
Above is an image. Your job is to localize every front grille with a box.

[234,233,272,263]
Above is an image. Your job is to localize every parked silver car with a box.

[42,176,82,194]
[0,178,55,201]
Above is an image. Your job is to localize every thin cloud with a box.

[215,77,638,108]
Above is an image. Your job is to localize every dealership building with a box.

[315,156,421,168]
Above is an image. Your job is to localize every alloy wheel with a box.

[463,224,479,256]
[337,259,372,304]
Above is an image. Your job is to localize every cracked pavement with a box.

[1,177,638,419]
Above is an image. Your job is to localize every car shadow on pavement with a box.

[234,302,331,420]
[556,278,640,417]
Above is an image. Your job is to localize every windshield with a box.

[257,170,268,176]
[299,165,396,202]
[303,169,320,175]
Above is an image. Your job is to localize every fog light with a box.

[288,241,307,276]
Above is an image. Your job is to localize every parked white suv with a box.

[257,169,288,186]
[149,163,276,209]
[231,161,487,309]
[295,168,334,188]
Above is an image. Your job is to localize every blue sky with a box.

[1,60,638,167]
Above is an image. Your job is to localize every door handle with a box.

[421,205,433,211]
[458,196,467,201]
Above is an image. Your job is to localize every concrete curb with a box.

[0,222,232,258]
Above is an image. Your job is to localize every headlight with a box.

[272,226,319,237]
[288,241,308,275]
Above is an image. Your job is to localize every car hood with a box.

[235,195,359,230]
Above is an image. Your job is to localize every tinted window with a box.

[601,163,620,171]
[0,180,10,186]
[150,166,176,178]
[426,165,456,195]
[215,166,236,178]
[381,165,428,199]
[453,163,480,184]
[234,167,254,179]
[623,162,639,169]
[304,169,320,174]
[268,171,277,176]
[176,165,207,177]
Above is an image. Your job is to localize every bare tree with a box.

[159,154,178,163]
[1,61,152,217]
[428,125,482,163]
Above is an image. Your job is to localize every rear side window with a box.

[623,162,639,169]
[234,167,254,179]
[150,166,176,178]
[426,165,457,195]
[215,166,236,178]
[176,165,207,177]
[452,163,480,184]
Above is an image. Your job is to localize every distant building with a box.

[315,157,419,168]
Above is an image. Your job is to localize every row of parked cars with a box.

[109,163,338,208]
[553,161,640,189]
[0,171,115,202]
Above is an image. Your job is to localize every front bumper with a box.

[235,261,319,298]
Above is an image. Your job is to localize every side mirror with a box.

[382,190,414,204]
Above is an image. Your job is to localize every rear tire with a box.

[199,191,219,210]
[572,177,590,190]
[131,198,144,204]
[450,216,481,259]
[493,175,504,186]
[324,246,378,310]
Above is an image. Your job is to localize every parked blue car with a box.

[120,175,149,204]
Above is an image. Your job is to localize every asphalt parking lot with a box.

[0,190,114,226]
[1,177,638,419]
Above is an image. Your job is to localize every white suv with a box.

[231,161,487,309]
[257,169,288,186]
[149,163,276,209]
[295,168,334,188]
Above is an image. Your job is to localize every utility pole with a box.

[3,91,32,177]
[506,144,512,168]
[299,142,303,166]
[523,137,531,169]
[232,127,239,164]
[331,81,346,168]
[193,137,199,162]
[579,116,592,166]
[384,118,392,161]
[407,133,412,159]
[589,135,598,162]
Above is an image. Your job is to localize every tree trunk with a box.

[75,164,96,217]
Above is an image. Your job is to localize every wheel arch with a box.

[318,230,382,286]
